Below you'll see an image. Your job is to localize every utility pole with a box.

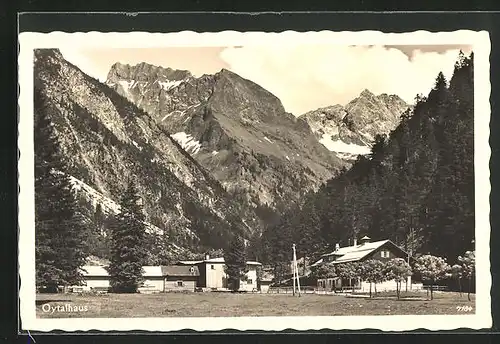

[292,244,301,297]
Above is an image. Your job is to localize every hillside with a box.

[34,49,264,262]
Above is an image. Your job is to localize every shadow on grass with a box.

[35,299,73,306]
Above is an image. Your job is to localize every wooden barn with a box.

[161,265,200,292]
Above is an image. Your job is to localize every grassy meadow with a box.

[36,290,475,318]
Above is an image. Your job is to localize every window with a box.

[211,265,215,270]
[177,281,184,287]
[247,279,253,284]
[381,250,390,258]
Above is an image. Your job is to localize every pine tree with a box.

[107,179,147,293]
[297,199,325,275]
[34,87,89,292]
[224,235,247,291]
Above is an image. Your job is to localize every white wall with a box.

[140,278,164,292]
[239,267,258,291]
[203,263,260,291]
[359,278,420,293]
[85,278,110,289]
[260,284,270,293]
[205,263,227,289]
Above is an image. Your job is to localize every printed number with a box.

[456,306,473,312]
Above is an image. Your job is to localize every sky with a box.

[60,44,472,115]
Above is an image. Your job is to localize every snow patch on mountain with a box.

[319,133,371,155]
[132,140,143,151]
[172,132,202,154]
[161,109,186,122]
[159,80,183,91]
[118,80,134,96]
[263,136,274,144]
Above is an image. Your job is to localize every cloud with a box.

[219,45,462,115]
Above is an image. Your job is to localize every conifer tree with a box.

[224,235,248,291]
[34,87,89,292]
[107,179,147,293]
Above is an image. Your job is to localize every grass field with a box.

[35,291,476,318]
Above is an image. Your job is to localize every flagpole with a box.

[292,244,296,296]
[292,244,301,297]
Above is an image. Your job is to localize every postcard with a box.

[18,29,491,332]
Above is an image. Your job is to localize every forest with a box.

[255,52,475,276]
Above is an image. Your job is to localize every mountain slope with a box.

[106,63,345,212]
[34,49,262,258]
[299,90,409,161]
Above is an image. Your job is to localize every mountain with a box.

[106,62,345,214]
[34,49,263,262]
[299,90,409,161]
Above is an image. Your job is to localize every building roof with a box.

[310,258,323,268]
[80,265,167,277]
[177,260,203,265]
[246,261,263,266]
[204,257,225,263]
[312,239,406,266]
[161,265,200,277]
[142,266,163,277]
[177,257,262,266]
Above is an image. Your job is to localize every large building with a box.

[311,236,422,292]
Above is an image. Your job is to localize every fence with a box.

[267,286,341,294]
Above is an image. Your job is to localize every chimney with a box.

[205,253,210,260]
[353,237,357,246]
[335,243,340,251]
[360,236,371,245]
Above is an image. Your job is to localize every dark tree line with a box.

[259,52,475,271]
[34,87,89,292]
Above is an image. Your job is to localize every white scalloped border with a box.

[18,29,491,332]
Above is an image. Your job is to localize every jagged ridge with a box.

[299,89,409,161]
[105,62,345,213]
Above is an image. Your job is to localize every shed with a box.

[161,265,200,292]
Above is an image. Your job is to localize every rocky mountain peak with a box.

[359,88,375,98]
[299,89,409,162]
[107,62,192,85]
[209,68,286,119]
